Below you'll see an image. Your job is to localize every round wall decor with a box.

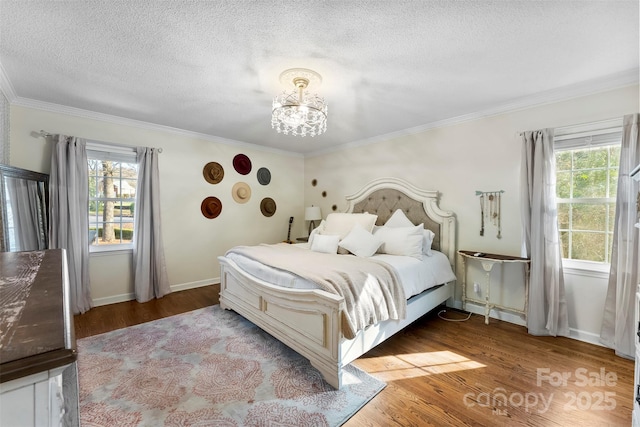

[203,162,224,184]
[232,182,251,204]
[233,154,252,175]
[260,197,277,217]
[201,197,222,219]
[257,167,271,185]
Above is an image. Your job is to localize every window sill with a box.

[89,244,133,257]
[562,259,610,279]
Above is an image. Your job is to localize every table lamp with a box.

[305,206,322,236]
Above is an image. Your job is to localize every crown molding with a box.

[4,66,637,159]
[9,96,303,158]
[307,68,639,157]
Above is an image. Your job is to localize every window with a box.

[555,120,622,264]
[87,147,138,252]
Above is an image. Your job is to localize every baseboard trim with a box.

[450,300,527,327]
[568,328,606,348]
[450,300,610,348]
[91,278,218,307]
[92,293,135,307]
[170,278,218,293]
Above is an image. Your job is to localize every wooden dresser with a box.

[0,249,79,427]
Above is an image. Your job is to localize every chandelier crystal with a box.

[271,68,327,137]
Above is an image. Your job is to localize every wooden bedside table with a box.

[458,250,531,325]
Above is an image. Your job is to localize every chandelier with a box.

[271,68,328,137]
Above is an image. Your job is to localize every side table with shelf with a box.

[458,250,531,325]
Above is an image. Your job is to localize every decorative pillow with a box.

[423,229,435,256]
[322,213,378,239]
[373,223,424,260]
[310,233,340,254]
[307,219,326,247]
[338,223,382,257]
[384,209,414,228]
[385,209,435,256]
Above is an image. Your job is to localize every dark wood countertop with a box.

[0,249,76,383]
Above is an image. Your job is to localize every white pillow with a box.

[322,213,378,240]
[385,209,435,256]
[385,209,414,228]
[310,233,340,254]
[307,219,326,247]
[423,229,435,256]
[339,223,382,257]
[373,223,424,260]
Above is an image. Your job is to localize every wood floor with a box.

[74,285,633,427]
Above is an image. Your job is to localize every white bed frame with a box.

[218,177,456,389]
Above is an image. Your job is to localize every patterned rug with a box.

[77,305,385,426]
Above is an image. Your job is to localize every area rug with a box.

[77,305,385,426]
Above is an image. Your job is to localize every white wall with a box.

[304,84,639,343]
[0,91,8,164]
[6,85,638,342]
[9,105,305,304]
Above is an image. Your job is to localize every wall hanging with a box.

[257,167,271,185]
[260,198,277,217]
[476,190,504,238]
[203,162,224,184]
[233,154,252,175]
[232,182,251,204]
[201,197,222,219]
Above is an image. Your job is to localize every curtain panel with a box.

[133,147,170,303]
[520,129,569,336]
[6,179,45,251]
[600,113,640,359]
[49,135,92,314]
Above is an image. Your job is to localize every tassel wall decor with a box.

[475,190,504,238]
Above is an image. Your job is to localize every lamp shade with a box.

[305,206,322,221]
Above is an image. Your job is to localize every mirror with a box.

[0,164,49,252]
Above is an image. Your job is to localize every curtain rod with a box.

[517,117,623,137]
[37,130,163,153]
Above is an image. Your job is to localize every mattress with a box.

[224,247,456,299]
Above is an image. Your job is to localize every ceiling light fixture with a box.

[271,68,327,137]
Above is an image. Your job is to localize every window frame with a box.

[554,118,622,268]
[87,143,138,254]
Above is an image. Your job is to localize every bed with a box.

[218,177,456,389]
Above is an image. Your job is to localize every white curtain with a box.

[133,147,170,302]
[600,113,640,358]
[49,135,92,314]
[520,129,569,336]
[6,178,45,250]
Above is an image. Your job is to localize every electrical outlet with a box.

[473,282,480,294]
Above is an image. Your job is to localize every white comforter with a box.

[225,245,456,300]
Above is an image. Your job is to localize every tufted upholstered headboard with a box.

[344,177,456,268]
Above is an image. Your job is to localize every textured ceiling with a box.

[1,1,638,155]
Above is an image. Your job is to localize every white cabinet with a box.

[0,364,77,427]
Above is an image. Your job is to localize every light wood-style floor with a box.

[74,285,633,427]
